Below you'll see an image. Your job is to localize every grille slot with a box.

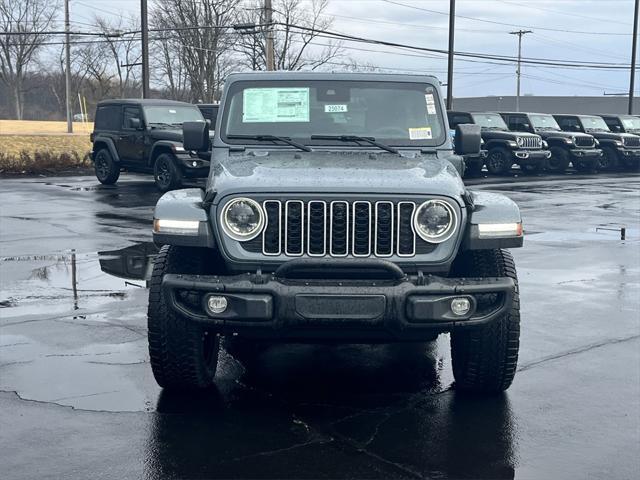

[285,201,304,256]
[330,201,349,256]
[243,199,450,258]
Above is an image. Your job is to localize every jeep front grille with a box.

[575,136,595,148]
[521,136,542,149]
[250,199,435,258]
[623,136,640,148]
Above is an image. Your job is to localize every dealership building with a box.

[452,96,639,115]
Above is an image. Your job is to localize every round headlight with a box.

[220,197,265,241]
[516,136,524,147]
[413,200,457,243]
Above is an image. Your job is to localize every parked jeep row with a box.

[447,110,640,177]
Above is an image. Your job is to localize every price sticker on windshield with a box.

[409,127,432,140]
[324,104,348,113]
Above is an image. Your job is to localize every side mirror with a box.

[454,123,482,155]
[183,121,210,151]
[130,117,142,129]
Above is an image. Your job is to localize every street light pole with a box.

[510,30,532,112]
[265,0,275,71]
[64,0,72,133]
[446,0,455,110]
[629,0,639,114]
[141,0,150,98]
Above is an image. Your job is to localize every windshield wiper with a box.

[310,135,399,154]
[148,122,178,129]
[227,134,312,152]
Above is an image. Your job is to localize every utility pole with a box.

[141,0,150,98]
[446,0,455,109]
[64,0,72,133]
[509,30,532,112]
[265,0,275,71]
[629,0,639,114]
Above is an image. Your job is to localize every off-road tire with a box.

[573,159,597,173]
[486,147,512,175]
[154,153,183,192]
[450,249,520,394]
[620,156,640,171]
[598,146,619,171]
[148,245,220,390]
[94,148,120,185]
[546,147,570,173]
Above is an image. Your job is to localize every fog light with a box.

[192,161,198,167]
[451,297,471,316]
[206,295,228,315]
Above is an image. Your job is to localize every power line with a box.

[380,0,633,36]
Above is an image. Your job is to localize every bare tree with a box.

[0,0,59,119]
[236,0,342,71]
[151,0,240,103]
[93,15,141,98]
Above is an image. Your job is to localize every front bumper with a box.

[511,149,551,165]
[616,147,640,159]
[161,260,515,342]
[569,148,602,159]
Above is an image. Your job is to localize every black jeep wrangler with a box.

[554,114,640,171]
[448,111,550,175]
[149,72,524,394]
[499,112,601,173]
[90,99,210,191]
[599,114,640,170]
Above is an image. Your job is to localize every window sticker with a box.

[409,127,432,140]
[242,88,310,123]
[424,93,437,115]
[324,104,348,113]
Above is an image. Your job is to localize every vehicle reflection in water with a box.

[98,242,159,284]
[144,341,517,479]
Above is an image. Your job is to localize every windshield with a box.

[470,113,508,130]
[621,116,640,130]
[579,116,610,132]
[530,114,560,130]
[221,80,446,147]
[143,105,204,126]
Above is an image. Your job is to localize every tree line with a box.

[0,0,356,121]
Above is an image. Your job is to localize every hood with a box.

[147,128,183,142]
[585,130,624,141]
[534,129,590,140]
[480,129,537,140]
[208,150,466,202]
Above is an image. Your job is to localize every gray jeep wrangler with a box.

[148,72,524,394]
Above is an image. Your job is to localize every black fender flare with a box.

[92,137,120,163]
[485,139,514,151]
[544,136,570,148]
[596,139,621,149]
[149,141,182,167]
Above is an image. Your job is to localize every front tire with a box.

[94,148,120,185]
[147,245,220,390]
[546,147,570,173]
[450,249,520,394]
[486,147,513,175]
[598,146,619,171]
[154,153,183,192]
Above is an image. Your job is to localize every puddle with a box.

[0,243,159,319]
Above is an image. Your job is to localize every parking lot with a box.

[1,171,639,479]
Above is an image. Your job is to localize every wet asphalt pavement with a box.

[1,172,639,479]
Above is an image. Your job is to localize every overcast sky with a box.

[66,0,637,98]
